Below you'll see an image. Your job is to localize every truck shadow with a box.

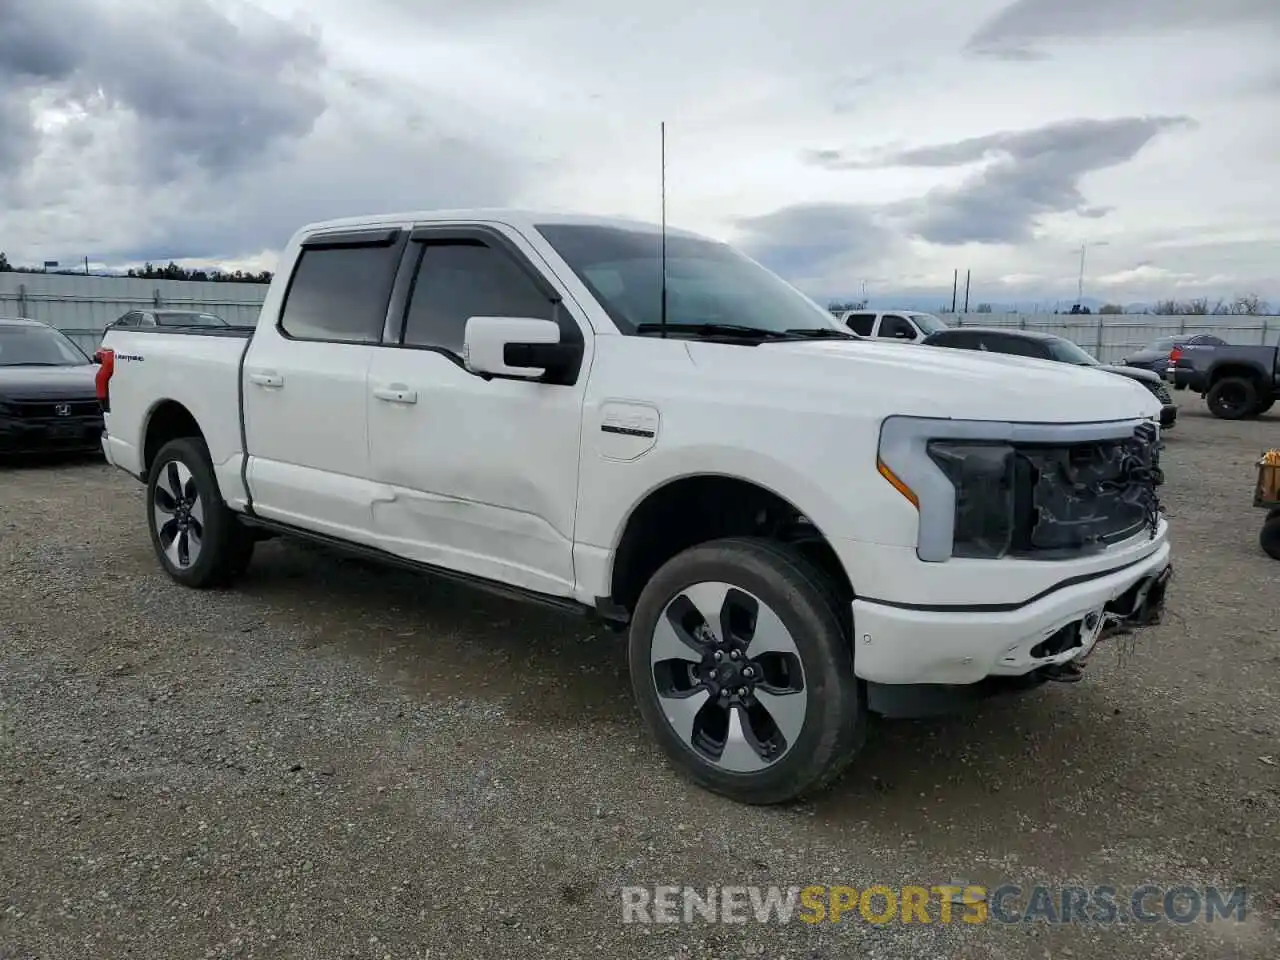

[234,537,1208,844]
[237,537,635,729]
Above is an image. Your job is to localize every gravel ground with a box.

[2,394,1278,959]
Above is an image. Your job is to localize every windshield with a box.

[910,313,948,335]
[0,324,90,366]
[535,223,843,336]
[1046,337,1099,365]
[156,312,227,327]
[1144,336,1180,351]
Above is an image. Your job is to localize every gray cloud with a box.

[0,0,525,265]
[966,0,1278,58]
[734,203,895,279]
[0,0,326,186]
[806,116,1193,245]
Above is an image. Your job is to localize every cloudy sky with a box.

[1,0,1277,308]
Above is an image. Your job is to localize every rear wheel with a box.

[146,438,255,588]
[628,537,866,805]
[1206,377,1258,420]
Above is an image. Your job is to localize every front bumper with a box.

[851,540,1172,686]
[0,417,105,455]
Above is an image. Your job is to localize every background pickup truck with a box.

[1166,339,1280,419]
[838,310,948,343]
[97,209,1172,805]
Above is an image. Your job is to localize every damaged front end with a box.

[924,420,1166,561]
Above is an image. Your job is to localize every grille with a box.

[1012,422,1163,555]
[1143,380,1173,404]
[6,398,102,420]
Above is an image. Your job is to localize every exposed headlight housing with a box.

[877,415,1162,563]
[925,441,1017,559]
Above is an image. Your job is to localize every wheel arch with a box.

[604,471,855,618]
[1207,363,1265,388]
[141,399,206,476]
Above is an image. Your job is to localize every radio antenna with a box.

[660,120,668,338]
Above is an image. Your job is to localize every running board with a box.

[237,515,594,621]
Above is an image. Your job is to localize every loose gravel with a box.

[2,395,1278,959]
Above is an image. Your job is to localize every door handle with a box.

[248,371,284,388]
[372,384,418,404]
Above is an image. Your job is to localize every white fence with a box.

[940,312,1279,363]
[0,273,269,354]
[4,271,1278,364]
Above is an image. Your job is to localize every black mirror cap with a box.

[503,340,584,384]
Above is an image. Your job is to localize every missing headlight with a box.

[926,441,1017,559]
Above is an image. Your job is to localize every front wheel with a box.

[628,537,866,805]
[1205,376,1258,420]
[146,437,255,588]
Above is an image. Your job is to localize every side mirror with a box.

[463,316,580,382]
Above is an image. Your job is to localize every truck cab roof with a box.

[294,208,707,241]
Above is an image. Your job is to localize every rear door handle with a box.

[248,371,284,388]
[372,384,417,404]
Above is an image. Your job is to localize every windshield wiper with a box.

[1,362,64,366]
[634,322,796,340]
[783,327,858,340]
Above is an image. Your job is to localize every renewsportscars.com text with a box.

[620,884,1249,925]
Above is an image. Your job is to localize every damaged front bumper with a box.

[1099,561,1171,633]
[853,528,1172,718]
[862,560,1172,718]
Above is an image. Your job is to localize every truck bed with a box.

[99,325,254,505]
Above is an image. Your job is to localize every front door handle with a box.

[248,371,284,388]
[372,384,418,404]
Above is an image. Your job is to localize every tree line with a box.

[1110,294,1270,316]
[829,293,1272,316]
[0,251,272,284]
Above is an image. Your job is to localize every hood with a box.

[1097,363,1160,384]
[0,364,98,399]
[683,338,1162,424]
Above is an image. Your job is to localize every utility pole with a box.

[963,270,971,312]
[1076,241,1109,305]
[84,256,90,276]
[951,269,958,313]
[1077,245,1086,303]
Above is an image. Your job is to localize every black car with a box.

[0,317,105,457]
[1120,333,1225,383]
[921,326,1178,428]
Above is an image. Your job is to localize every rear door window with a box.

[988,335,1048,359]
[279,239,403,343]
[844,313,875,336]
[928,331,979,350]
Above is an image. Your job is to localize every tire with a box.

[146,437,255,588]
[1262,517,1280,561]
[628,537,866,805]
[1205,376,1258,420]
[1256,396,1275,415]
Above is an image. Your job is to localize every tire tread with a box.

[147,437,254,589]
[629,535,866,805]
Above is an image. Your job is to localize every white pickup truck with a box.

[97,209,1172,804]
